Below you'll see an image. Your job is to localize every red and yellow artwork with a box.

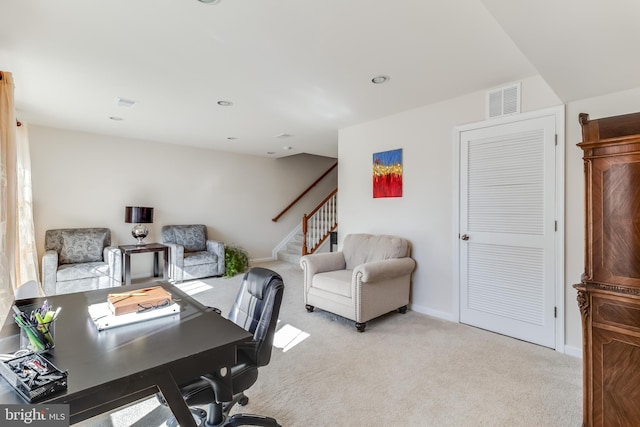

[373,149,402,198]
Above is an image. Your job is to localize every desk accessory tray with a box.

[107,286,172,315]
[0,353,68,402]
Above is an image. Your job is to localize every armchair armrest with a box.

[300,252,346,289]
[355,257,416,283]
[42,250,59,295]
[300,251,346,275]
[165,242,185,266]
[104,246,122,284]
[206,240,226,275]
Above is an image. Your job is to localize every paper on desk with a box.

[88,302,180,331]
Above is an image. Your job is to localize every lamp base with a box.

[131,224,149,245]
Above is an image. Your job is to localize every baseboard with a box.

[409,303,457,322]
[251,257,276,264]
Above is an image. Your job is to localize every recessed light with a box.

[371,75,390,84]
[217,100,233,106]
[275,133,293,138]
[109,116,124,121]
[227,137,237,140]
[198,0,221,3]
[283,146,292,151]
[267,151,276,155]
[115,97,137,108]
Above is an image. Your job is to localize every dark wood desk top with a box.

[0,282,251,425]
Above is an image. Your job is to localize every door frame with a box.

[452,105,565,353]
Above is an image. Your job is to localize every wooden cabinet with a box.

[575,112,640,426]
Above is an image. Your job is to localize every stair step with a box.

[277,249,301,264]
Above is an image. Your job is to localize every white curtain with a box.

[16,122,39,286]
[0,70,39,305]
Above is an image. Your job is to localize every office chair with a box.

[160,267,284,427]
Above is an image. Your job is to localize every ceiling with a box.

[2,0,640,158]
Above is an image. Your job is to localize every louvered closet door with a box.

[459,115,556,348]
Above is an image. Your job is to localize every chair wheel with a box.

[239,396,249,406]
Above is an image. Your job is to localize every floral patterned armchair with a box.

[161,224,225,283]
[41,228,122,295]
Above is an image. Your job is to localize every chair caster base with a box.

[165,407,206,427]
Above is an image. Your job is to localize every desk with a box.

[0,282,252,426]
[119,243,169,285]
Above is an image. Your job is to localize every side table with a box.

[119,243,169,285]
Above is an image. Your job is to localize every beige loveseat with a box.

[300,233,416,332]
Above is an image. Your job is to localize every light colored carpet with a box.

[75,260,582,427]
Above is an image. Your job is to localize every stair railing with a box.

[302,188,338,255]
[272,162,337,222]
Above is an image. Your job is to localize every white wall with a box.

[29,126,337,278]
[563,87,640,350]
[337,76,584,344]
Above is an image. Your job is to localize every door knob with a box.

[460,234,469,241]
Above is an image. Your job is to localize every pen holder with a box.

[19,319,55,353]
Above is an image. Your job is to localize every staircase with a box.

[276,230,305,264]
[271,163,338,265]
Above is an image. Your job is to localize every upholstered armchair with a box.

[300,233,416,332]
[42,228,122,295]
[161,224,225,283]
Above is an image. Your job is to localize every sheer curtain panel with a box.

[0,70,39,304]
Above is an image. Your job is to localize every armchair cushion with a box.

[172,226,206,252]
[311,270,353,297]
[59,229,108,264]
[343,234,409,269]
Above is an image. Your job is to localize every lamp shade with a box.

[124,206,154,224]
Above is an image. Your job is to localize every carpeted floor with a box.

[76,260,582,427]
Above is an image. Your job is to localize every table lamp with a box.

[124,206,154,245]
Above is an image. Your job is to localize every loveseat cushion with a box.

[59,229,108,264]
[342,234,409,270]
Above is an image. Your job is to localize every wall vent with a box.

[486,82,521,119]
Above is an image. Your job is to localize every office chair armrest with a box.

[199,373,234,404]
[355,257,416,283]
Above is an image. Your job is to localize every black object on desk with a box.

[0,282,252,427]
[119,243,169,285]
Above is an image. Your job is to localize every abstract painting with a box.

[373,148,403,198]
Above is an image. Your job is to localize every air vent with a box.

[486,83,521,119]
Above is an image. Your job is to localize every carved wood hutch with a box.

[575,111,640,426]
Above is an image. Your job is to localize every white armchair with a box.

[300,233,416,332]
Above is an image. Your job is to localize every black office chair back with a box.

[228,267,284,367]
